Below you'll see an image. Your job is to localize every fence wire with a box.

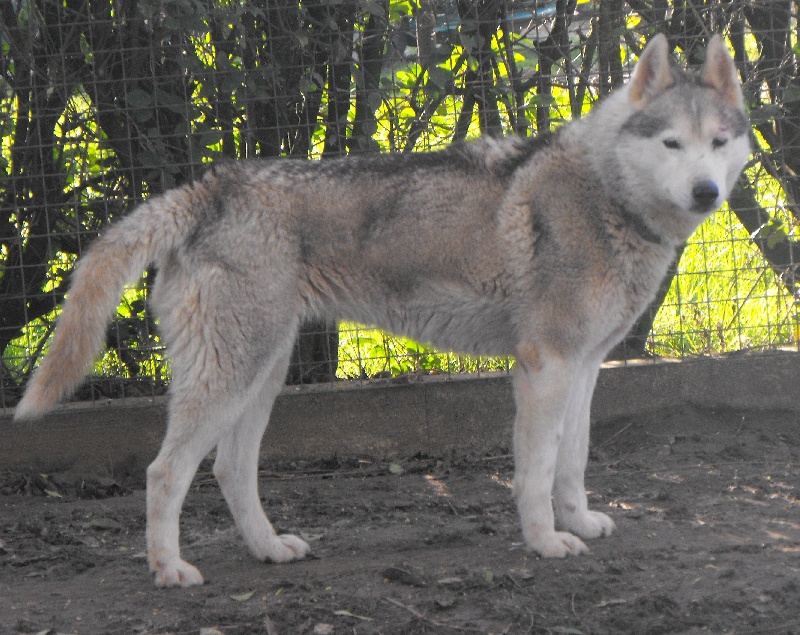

[1,0,798,409]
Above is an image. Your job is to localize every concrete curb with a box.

[1,352,798,474]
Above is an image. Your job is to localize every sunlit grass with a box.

[336,322,511,380]
[651,206,798,357]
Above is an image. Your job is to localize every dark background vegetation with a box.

[1,0,798,406]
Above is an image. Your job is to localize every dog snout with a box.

[691,180,720,212]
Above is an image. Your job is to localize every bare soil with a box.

[1,404,799,635]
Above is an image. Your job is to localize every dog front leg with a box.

[552,361,615,540]
[512,350,589,557]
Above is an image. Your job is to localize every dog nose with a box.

[692,180,720,211]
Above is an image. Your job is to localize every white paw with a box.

[152,558,205,588]
[558,509,616,540]
[525,529,589,558]
[260,533,312,563]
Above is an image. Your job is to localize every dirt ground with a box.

[1,404,799,635]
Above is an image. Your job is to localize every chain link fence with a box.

[1,0,798,409]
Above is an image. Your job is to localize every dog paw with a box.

[261,533,312,563]
[152,558,204,588]
[558,509,616,540]
[525,529,589,558]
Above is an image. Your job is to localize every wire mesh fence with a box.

[1,0,798,409]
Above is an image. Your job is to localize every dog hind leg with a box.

[212,345,311,564]
[145,266,306,587]
[146,390,235,587]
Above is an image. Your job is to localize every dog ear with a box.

[629,33,674,108]
[701,35,745,109]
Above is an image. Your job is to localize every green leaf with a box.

[389,0,413,21]
[125,88,152,109]
[426,66,452,90]
[230,590,255,602]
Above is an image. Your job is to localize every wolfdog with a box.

[15,34,750,587]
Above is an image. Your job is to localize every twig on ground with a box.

[384,597,485,632]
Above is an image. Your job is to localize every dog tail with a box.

[13,181,207,421]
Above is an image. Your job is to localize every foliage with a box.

[653,206,799,357]
[2,0,799,403]
[337,322,511,379]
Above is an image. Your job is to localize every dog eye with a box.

[712,137,728,149]
[663,138,682,150]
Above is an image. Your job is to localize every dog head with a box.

[595,34,751,242]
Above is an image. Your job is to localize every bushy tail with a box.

[14,182,206,420]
